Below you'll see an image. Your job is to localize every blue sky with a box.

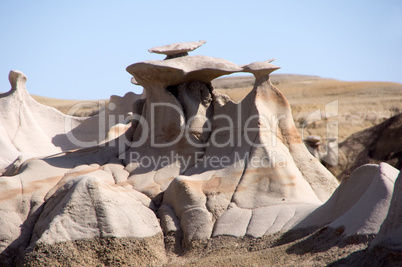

[1,1,401,99]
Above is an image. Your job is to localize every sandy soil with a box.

[22,234,168,266]
[23,229,376,266]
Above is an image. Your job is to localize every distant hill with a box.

[213,75,401,142]
[31,95,106,117]
[211,74,324,89]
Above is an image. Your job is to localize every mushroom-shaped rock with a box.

[125,53,243,171]
[124,46,243,200]
[242,59,280,77]
[159,56,339,245]
[126,55,243,87]
[149,40,206,59]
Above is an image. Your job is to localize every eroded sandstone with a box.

[0,41,400,266]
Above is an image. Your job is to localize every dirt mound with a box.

[21,235,167,267]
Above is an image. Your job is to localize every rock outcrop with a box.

[334,113,402,180]
[123,43,338,245]
[0,41,400,266]
[0,70,142,176]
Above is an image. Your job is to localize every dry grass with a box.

[214,75,402,142]
[32,95,107,117]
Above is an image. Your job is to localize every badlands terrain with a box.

[33,73,402,181]
[213,74,402,142]
[1,41,401,266]
[20,74,401,266]
[34,74,402,143]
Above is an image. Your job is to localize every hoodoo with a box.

[0,41,400,265]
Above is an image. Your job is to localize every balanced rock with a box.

[149,40,206,59]
[124,51,339,244]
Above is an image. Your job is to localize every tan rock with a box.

[295,163,399,236]
[148,40,206,59]
[3,41,400,265]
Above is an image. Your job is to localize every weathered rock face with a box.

[333,113,402,180]
[0,41,400,265]
[360,170,402,265]
[295,163,399,235]
[323,166,402,266]
[0,70,143,176]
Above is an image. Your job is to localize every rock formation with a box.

[331,113,402,180]
[363,169,402,265]
[123,42,339,244]
[0,70,142,175]
[0,41,401,266]
[303,135,347,180]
